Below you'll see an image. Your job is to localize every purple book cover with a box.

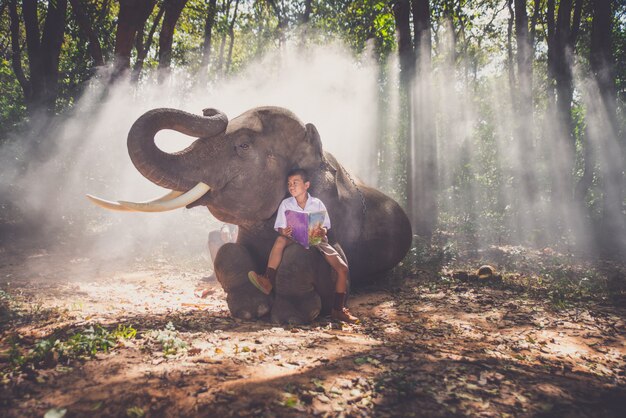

[285,210,326,249]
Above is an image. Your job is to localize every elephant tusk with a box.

[116,182,211,212]
[86,189,186,212]
[86,195,136,212]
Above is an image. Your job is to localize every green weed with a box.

[145,321,187,356]
[5,323,137,371]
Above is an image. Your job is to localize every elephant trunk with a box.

[127,108,228,191]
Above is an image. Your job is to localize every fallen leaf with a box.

[44,409,67,418]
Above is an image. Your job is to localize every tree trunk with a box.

[530,0,540,47]
[392,0,414,221]
[546,0,556,103]
[267,0,287,48]
[590,0,624,256]
[68,0,104,66]
[507,0,515,91]
[411,0,431,67]
[8,0,31,101]
[200,0,218,79]
[19,0,68,115]
[158,0,189,83]
[514,0,536,204]
[299,0,312,46]
[554,0,574,142]
[113,0,157,80]
[410,0,436,239]
[225,0,240,74]
[133,3,165,83]
[22,0,44,108]
[216,0,232,77]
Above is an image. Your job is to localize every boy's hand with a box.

[313,226,327,238]
[281,226,293,238]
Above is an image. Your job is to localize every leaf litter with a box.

[0,247,624,417]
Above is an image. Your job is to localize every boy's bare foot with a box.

[248,271,273,295]
[331,307,359,324]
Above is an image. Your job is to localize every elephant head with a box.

[88,107,326,224]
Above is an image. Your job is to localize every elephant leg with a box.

[214,243,272,320]
[271,245,323,324]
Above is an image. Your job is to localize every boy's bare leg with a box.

[323,253,358,323]
[268,235,289,269]
[322,253,349,292]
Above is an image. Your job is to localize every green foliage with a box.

[390,234,458,284]
[5,323,137,372]
[126,406,146,418]
[145,321,187,356]
[614,3,626,101]
[0,59,27,140]
[313,0,396,59]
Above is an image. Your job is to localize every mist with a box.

[0,43,380,268]
[1,27,624,274]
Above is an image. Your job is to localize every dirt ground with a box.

[1,245,625,418]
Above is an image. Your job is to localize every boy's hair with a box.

[287,168,309,183]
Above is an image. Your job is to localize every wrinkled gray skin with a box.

[127,106,412,323]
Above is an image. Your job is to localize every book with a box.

[285,210,327,249]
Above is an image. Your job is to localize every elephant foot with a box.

[215,243,272,320]
[226,285,272,320]
[271,290,321,324]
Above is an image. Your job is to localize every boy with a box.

[248,168,359,323]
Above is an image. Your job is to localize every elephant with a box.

[88,106,412,324]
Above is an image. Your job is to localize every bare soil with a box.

[1,245,625,417]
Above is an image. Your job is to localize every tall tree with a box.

[216,0,233,76]
[224,0,240,73]
[114,0,158,79]
[299,0,313,45]
[410,0,437,238]
[545,0,584,213]
[514,0,536,199]
[200,0,219,79]
[392,0,413,216]
[267,0,287,48]
[158,0,189,83]
[68,0,105,66]
[9,0,68,115]
[590,0,624,255]
[547,0,583,142]
[392,0,437,238]
[133,2,166,82]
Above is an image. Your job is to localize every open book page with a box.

[285,210,326,249]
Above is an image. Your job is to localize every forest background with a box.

[1,3,625,415]
[0,0,624,262]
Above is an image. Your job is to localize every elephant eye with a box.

[239,143,249,150]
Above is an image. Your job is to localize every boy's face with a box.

[287,175,309,199]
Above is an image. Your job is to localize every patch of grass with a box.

[390,235,458,284]
[431,242,624,307]
[5,324,137,372]
[126,406,145,417]
[145,321,187,357]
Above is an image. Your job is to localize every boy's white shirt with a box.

[274,193,331,230]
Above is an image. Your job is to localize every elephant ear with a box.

[302,123,336,172]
